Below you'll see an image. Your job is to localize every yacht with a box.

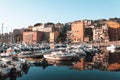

[43,51,74,60]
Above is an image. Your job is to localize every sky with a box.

[0,0,120,33]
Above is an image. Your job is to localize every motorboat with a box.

[106,44,120,53]
[0,47,17,57]
[0,56,30,73]
[43,51,74,61]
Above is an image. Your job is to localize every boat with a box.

[0,47,17,57]
[43,51,74,60]
[106,44,120,53]
[0,56,30,73]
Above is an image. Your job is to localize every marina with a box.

[0,0,120,80]
[0,43,119,80]
[3,51,120,80]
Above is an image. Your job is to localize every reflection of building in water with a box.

[108,53,120,71]
[73,53,109,71]
[93,52,120,71]
[73,58,85,70]
[93,53,108,63]
[93,53,109,70]
[73,58,94,70]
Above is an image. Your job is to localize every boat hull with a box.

[43,54,73,61]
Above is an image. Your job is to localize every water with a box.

[6,52,120,80]
[15,65,120,80]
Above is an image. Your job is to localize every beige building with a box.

[32,24,53,32]
[71,21,84,43]
[32,24,45,32]
[49,31,59,43]
[50,32,55,43]
[93,25,109,42]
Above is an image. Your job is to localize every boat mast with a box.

[2,23,3,44]
[6,26,8,43]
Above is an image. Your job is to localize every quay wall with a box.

[90,41,120,47]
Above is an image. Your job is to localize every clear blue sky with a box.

[0,0,120,33]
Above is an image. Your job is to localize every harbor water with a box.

[14,66,120,80]
[5,52,120,80]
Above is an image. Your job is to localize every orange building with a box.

[23,31,42,44]
[106,21,120,41]
[71,21,84,43]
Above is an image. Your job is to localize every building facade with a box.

[23,31,42,44]
[71,21,84,43]
[49,31,59,43]
[32,24,45,32]
[107,21,120,41]
[13,28,25,44]
[93,24,109,42]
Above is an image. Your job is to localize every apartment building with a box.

[23,31,42,44]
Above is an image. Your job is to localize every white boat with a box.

[0,47,17,57]
[43,51,73,60]
[0,56,30,73]
[106,44,120,53]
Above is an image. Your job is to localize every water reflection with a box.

[108,52,120,71]
[30,52,120,72]
[5,64,30,80]
[32,59,73,69]
[5,52,120,80]
[72,52,120,71]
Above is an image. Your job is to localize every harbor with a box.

[0,0,120,79]
[0,42,120,80]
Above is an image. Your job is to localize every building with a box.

[71,21,84,43]
[84,27,93,42]
[93,25,109,42]
[42,32,50,43]
[106,21,120,41]
[49,32,55,43]
[66,31,72,43]
[109,17,120,23]
[13,28,25,44]
[71,20,93,43]
[32,23,45,32]
[32,23,54,32]
[27,26,33,31]
[23,31,42,44]
[44,22,55,32]
[49,31,59,43]
[84,19,92,26]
